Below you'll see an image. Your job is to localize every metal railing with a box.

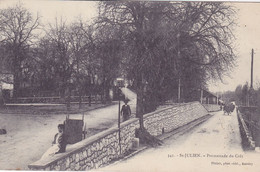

[237,112,255,150]
[237,107,260,150]
[7,95,102,104]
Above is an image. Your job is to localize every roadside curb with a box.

[158,114,213,140]
[0,102,118,115]
[65,101,118,116]
[83,102,118,113]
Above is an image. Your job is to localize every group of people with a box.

[222,102,236,115]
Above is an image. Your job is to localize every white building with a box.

[0,73,14,98]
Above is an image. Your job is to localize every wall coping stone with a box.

[29,116,140,169]
[143,101,201,119]
[120,117,139,128]
[29,126,119,169]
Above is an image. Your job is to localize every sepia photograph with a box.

[0,0,260,171]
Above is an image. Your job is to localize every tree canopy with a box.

[98,1,236,115]
[0,3,40,97]
[0,2,236,112]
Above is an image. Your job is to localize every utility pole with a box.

[250,49,254,89]
[177,33,181,103]
[118,87,121,154]
[248,49,254,106]
[200,89,203,104]
[178,78,181,103]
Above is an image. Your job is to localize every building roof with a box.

[201,88,217,98]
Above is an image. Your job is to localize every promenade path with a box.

[101,110,260,172]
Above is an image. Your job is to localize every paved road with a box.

[0,88,136,170]
[101,110,260,172]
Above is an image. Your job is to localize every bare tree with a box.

[0,3,40,97]
[94,23,124,103]
[68,20,94,108]
[42,17,74,109]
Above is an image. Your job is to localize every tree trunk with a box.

[0,89,4,106]
[66,85,71,111]
[13,72,20,98]
[136,87,145,128]
[101,93,104,104]
[135,77,162,147]
[105,84,111,103]
[88,93,91,107]
[102,79,111,104]
[13,57,21,98]
[78,92,82,109]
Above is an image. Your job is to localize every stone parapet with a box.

[28,101,208,171]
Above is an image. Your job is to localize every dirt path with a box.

[0,88,136,170]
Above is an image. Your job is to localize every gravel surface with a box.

[0,88,136,170]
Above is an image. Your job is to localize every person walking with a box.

[121,99,131,122]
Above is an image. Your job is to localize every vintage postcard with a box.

[0,0,260,172]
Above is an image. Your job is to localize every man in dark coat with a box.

[121,100,131,122]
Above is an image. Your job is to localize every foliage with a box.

[233,82,260,109]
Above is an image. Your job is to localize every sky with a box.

[209,2,260,93]
[0,0,260,93]
[0,0,98,24]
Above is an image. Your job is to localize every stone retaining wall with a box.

[144,102,209,136]
[202,104,220,112]
[28,101,209,171]
[28,119,139,171]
